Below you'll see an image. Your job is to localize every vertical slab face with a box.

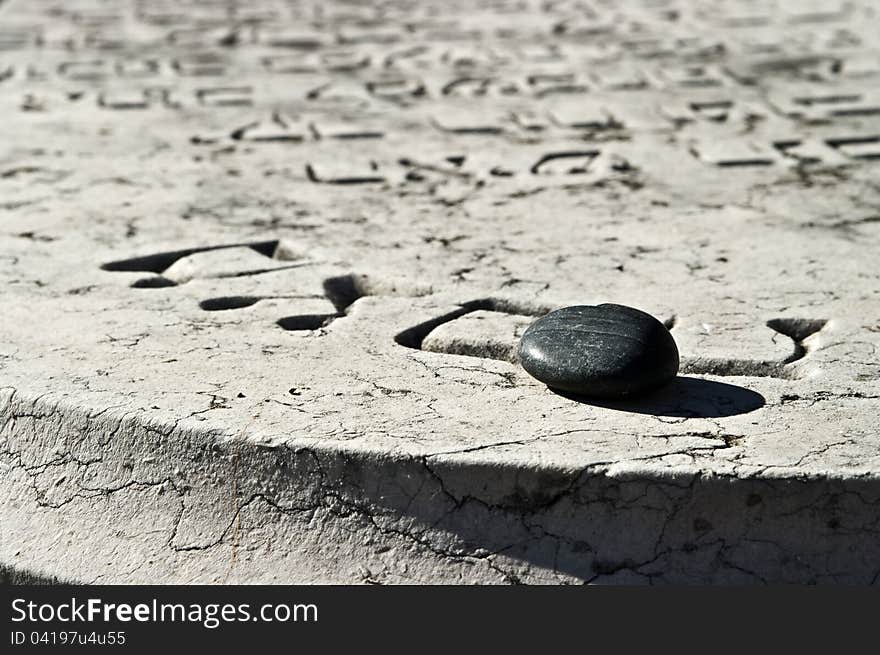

[1,0,880,585]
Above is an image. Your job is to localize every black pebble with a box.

[518,304,679,398]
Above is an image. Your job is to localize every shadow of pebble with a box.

[552,376,766,418]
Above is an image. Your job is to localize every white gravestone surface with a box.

[1,0,880,583]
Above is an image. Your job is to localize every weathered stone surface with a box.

[518,304,679,398]
[1,0,880,585]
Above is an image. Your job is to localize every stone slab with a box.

[1,0,880,584]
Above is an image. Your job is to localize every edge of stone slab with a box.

[0,564,73,585]
[4,388,880,583]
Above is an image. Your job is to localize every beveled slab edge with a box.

[3,388,880,584]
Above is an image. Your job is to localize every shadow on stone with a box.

[552,376,766,418]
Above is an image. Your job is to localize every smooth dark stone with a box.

[518,304,679,398]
